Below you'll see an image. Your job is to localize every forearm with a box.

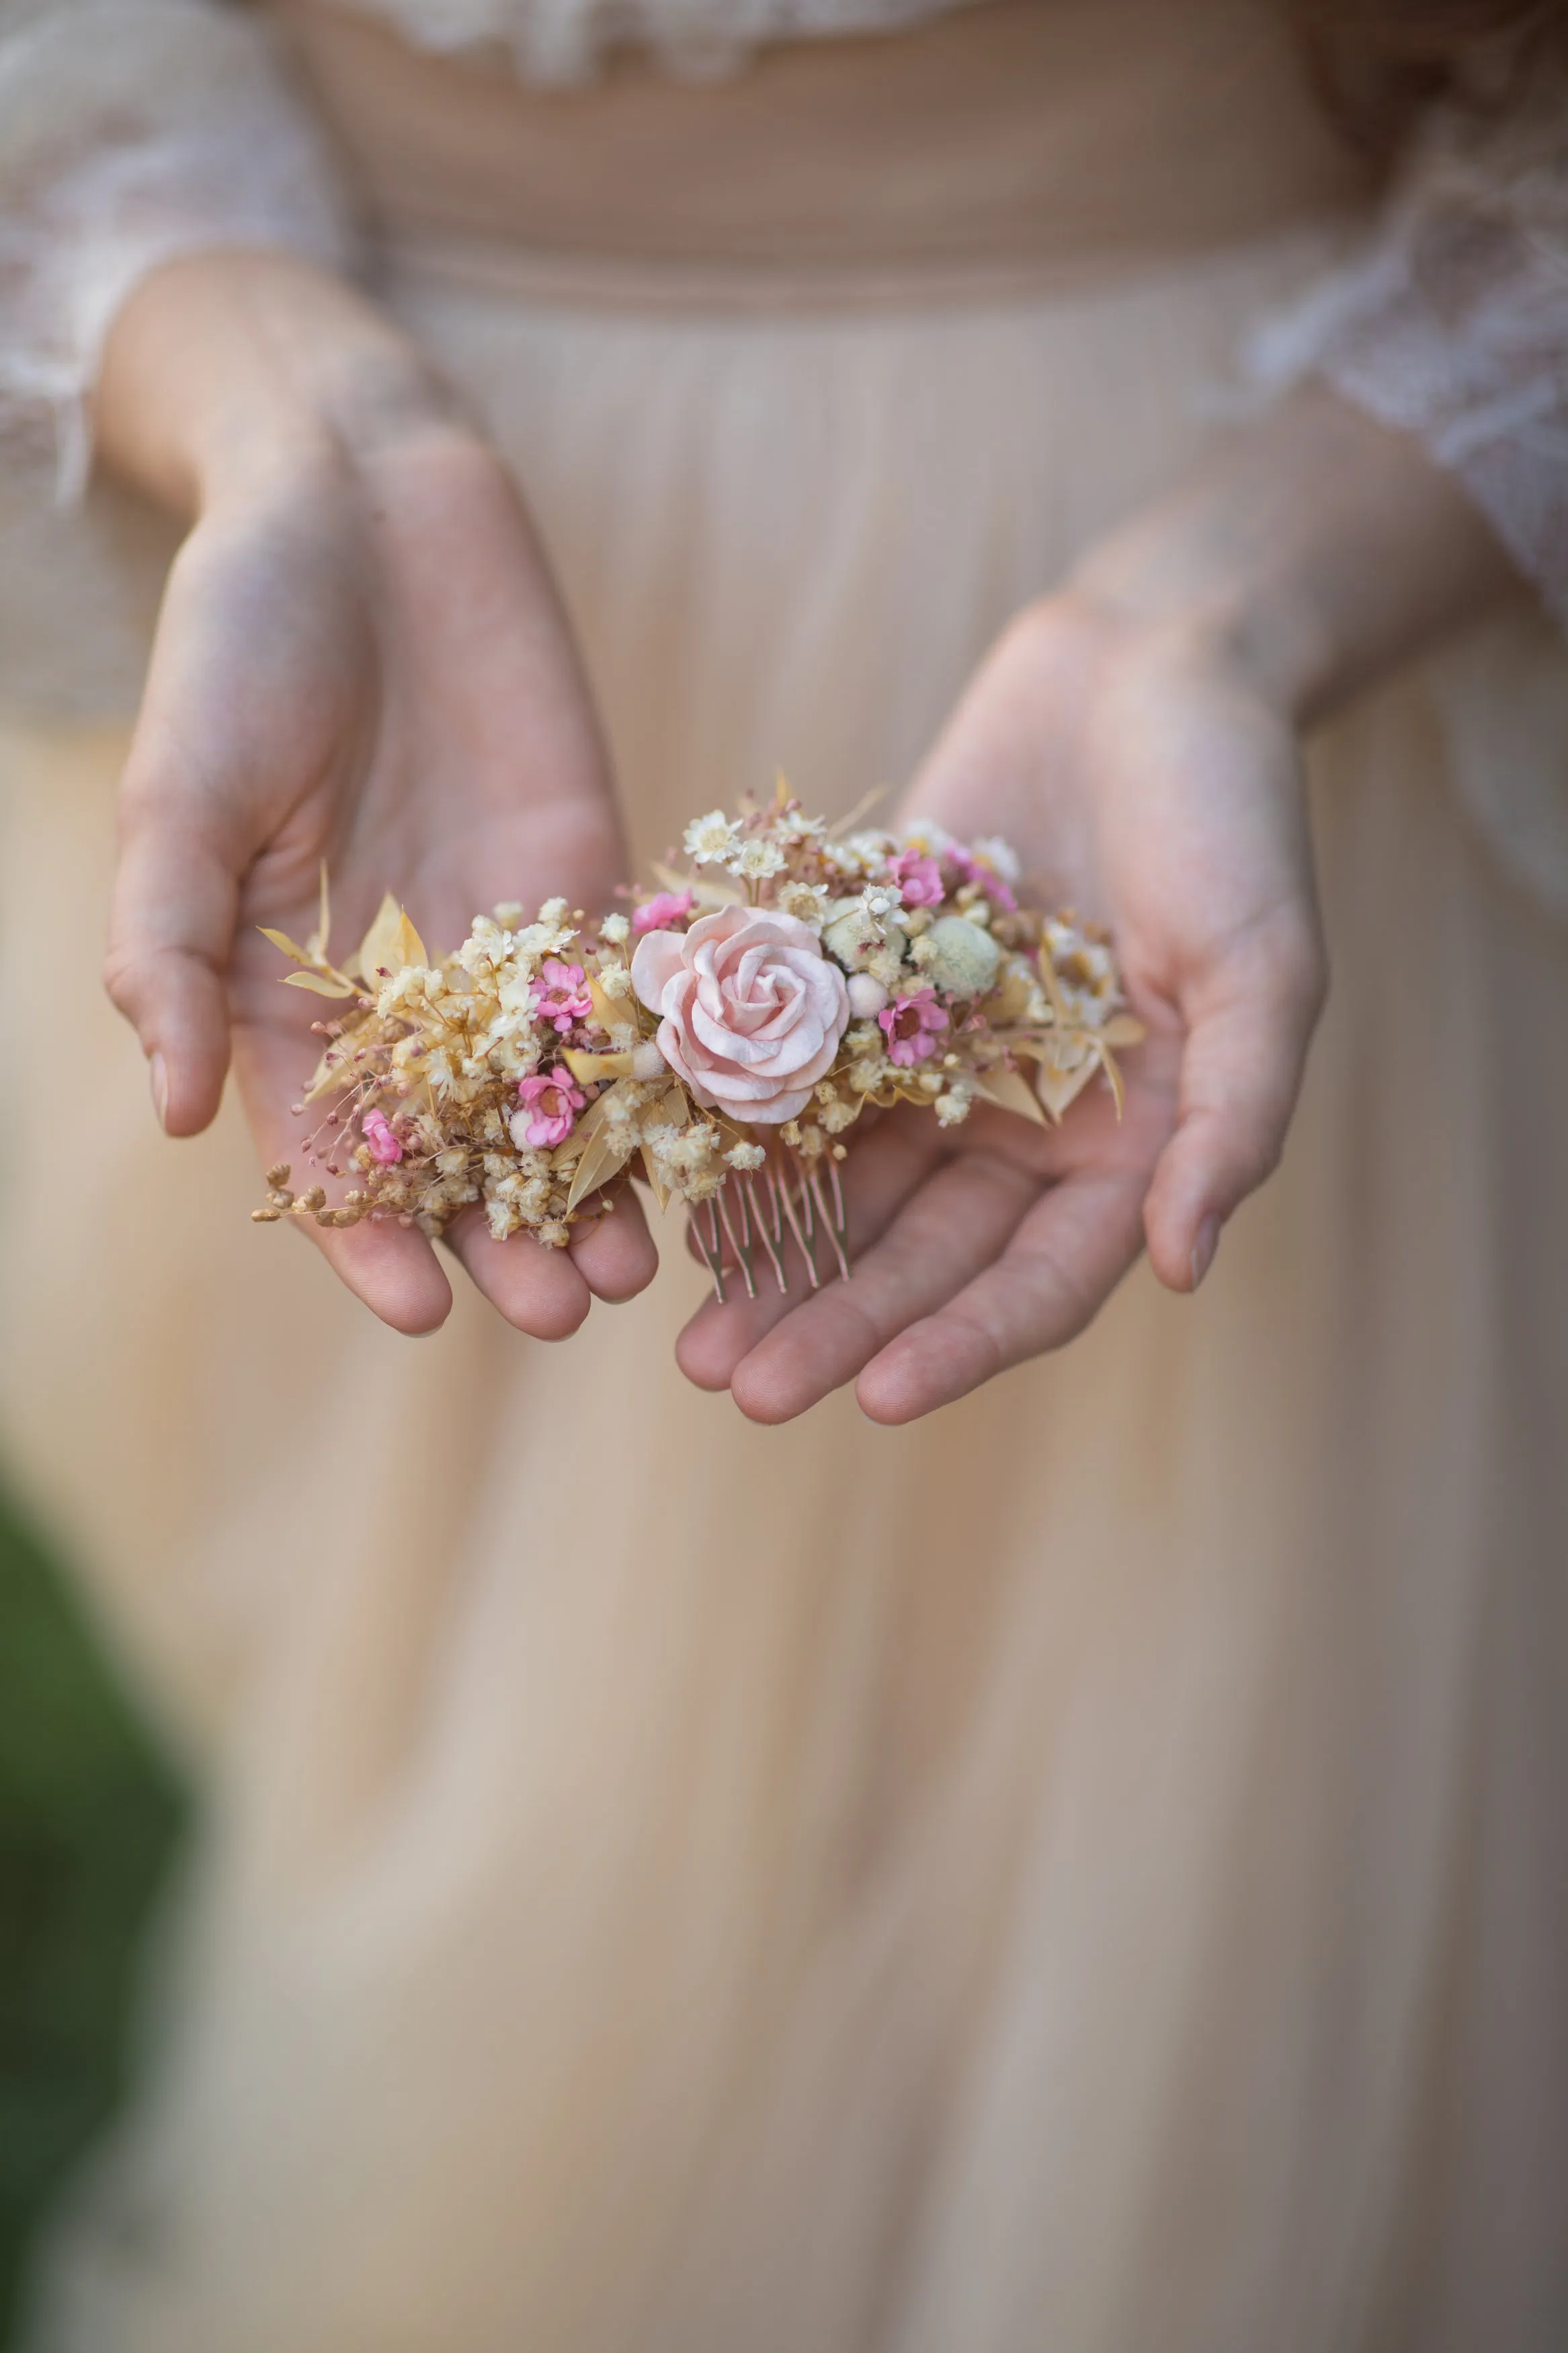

[95,247,468,518]
[1065,388,1522,729]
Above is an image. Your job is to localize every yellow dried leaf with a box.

[587,978,630,1035]
[306,861,331,961]
[638,1143,673,1211]
[282,969,358,999]
[1102,1013,1146,1048]
[971,1064,1048,1127]
[258,926,315,967]
[1097,1043,1127,1119]
[392,909,428,969]
[565,1127,636,1213]
[562,1048,636,1084]
[1035,1053,1098,1121]
[358,893,427,984]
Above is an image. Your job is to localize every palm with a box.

[677,596,1324,1421]
[110,432,657,1333]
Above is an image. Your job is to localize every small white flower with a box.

[935,1087,973,1126]
[597,963,634,999]
[899,819,955,857]
[684,810,741,865]
[734,837,786,881]
[972,834,1022,886]
[598,912,630,945]
[726,1140,766,1170]
[776,881,829,926]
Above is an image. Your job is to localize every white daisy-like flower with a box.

[776,880,829,926]
[734,837,786,881]
[684,810,741,865]
[972,834,1022,886]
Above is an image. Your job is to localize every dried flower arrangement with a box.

[253,787,1143,1300]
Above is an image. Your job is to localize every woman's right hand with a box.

[96,249,658,1337]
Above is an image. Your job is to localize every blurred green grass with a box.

[0,1489,187,2345]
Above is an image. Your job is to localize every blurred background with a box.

[0,1485,184,2348]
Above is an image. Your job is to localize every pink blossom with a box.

[890,850,944,908]
[362,1109,404,1164]
[879,987,950,1068]
[631,905,850,1125]
[532,957,593,1033]
[632,889,694,936]
[950,848,1018,912]
[512,1068,585,1150]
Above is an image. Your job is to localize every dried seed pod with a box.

[251,1207,282,1223]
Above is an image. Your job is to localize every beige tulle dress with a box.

[1,1,1567,2346]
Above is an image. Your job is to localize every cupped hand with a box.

[100,262,657,1336]
[677,589,1327,1421]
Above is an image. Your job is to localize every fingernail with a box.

[149,1052,168,1130]
[1190,1213,1221,1291]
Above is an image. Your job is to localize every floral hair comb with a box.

[253,786,1143,1300]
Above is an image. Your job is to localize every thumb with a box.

[1141,912,1327,1291]
[104,721,240,1136]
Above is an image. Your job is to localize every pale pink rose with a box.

[630,905,850,1124]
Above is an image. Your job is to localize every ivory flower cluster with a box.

[253,791,1143,1299]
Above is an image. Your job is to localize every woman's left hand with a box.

[675,587,1326,1421]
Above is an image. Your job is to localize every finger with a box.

[675,1119,941,1392]
[442,1206,592,1341]
[569,1186,659,1302]
[856,1163,1147,1423]
[104,729,239,1137]
[723,1150,1040,1424]
[306,1215,456,1337]
[237,1021,455,1336]
[1142,919,1327,1293]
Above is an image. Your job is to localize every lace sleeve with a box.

[0,0,357,504]
[1244,67,1568,629]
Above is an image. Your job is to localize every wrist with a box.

[1061,389,1519,731]
[95,248,469,520]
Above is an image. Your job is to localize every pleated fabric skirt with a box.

[3,219,1567,2352]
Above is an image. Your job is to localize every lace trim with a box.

[0,3,356,504]
[1244,74,1568,629]
[336,0,974,87]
